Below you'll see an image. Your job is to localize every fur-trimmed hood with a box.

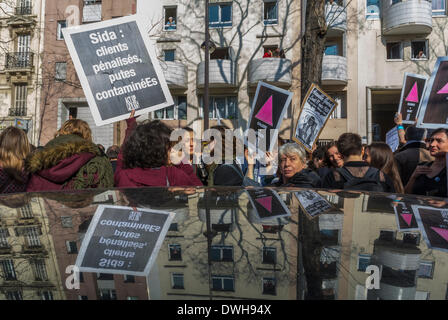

[27,134,101,173]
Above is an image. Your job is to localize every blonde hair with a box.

[0,126,31,172]
[56,119,92,142]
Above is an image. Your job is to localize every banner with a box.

[75,205,174,276]
[416,56,448,129]
[293,84,337,152]
[247,81,293,153]
[385,126,399,152]
[63,15,174,126]
[397,73,428,124]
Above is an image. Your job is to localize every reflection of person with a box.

[300,115,318,146]
[263,50,273,58]
[165,16,176,30]
[417,50,426,59]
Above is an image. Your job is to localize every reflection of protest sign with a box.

[75,205,174,276]
[295,191,338,219]
[394,202,418,231]
[397,73,428,124]
[386,126,399,152]
[416,57,448,129]
[247,81,293,152]
[245,188,291,221]
[293,84,337,152]
[412,205,448,253]
[63,15,174,126]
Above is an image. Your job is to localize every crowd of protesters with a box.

[0,109,446,198]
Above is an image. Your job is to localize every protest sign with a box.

[412,205,448,253]
[245,188,291,221]
[385,126,399,152]
[293,84,338,152]
[416,56,448,129]
[394,201,418,232]
[397,73,428,124]
[75,205,174,276]
[247,81,293,152]
[63,15,174,126]
[295,190,339,219]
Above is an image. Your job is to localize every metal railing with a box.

[6,52,34,69]
[15,6,32,15]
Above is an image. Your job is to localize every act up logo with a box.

[405,82,419,103]
[397,73,428,124]
[255,96,274,126]
[245,188,291,221]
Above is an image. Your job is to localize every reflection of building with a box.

[0,0,45,144]
[0,196,64,300]
[148,191,298,300]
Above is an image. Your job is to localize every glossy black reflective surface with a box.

[0,187,446,300]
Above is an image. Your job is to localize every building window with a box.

[57,21,67,40]
[20,204,33,219]
[210,47,231,60]
[32,259,48,281]
[78,295,88,300]
[17,0,32,15]
[55,62,67,81]
[83,0,102,23]
[6,291,22,300]
[154,96,186,120]
[1,260,17,280]
[97,273,114,280]
[209,3,232,28]
[386,42,403,60]
[325,44,339,56]
[164,7,177,31]
[357,254,371,272]
[41,291,54,300]
[212,275,234,291]
[171,273,184,289]
[379,230,396,242]
[432,0,446,16]
[366,0,380,19]
[418,260,435,279]
[164,49,175,62]
[320,229,339,245]
[169,223,178,231]
[411,40,428,60]
[262,278,276,295]
[25,226,41,248]
[169,244,182,261]
[61,216,73,228]
[124,274,135,283]
[201,96,237,120]
[262,247,277,264]
[66,241,78,254]
[99,289,117,300]
[0,228,9,248]
[127,296,138,300]
[329,93,347,119]
[403,233,420,246]
[12,84,27,116]
[211,245,233,262]
[263,0,278,25]
[391,0,401,4]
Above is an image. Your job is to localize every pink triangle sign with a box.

[255,96,273,126]
[431,227,448,242]
[437,82,448,94]
[401,214,413,226]
[405,82,419,103]
[256,196,272,213]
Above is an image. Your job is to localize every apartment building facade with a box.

[0,0,45,145]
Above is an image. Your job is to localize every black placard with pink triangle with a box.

[393,201,418,231]
[245,188,291,221]
[397,73,427,124]
[412,205,448,253]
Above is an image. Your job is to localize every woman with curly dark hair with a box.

[114,111,202,188]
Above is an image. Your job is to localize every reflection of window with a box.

[379,230,395,242]
[329,93,347,119]
[382,267,416,286]
[32,259,48,281]
[262,278,276,295]
[211,245,233,262]
[124,275,135,283]
[209,3,232,28]
[55,62,67,81]
[418,260,434,279]
[164,6,177,31]
[210,47,230,60]
[6,291,22,300]
[66,241,78,254]
[57,21,66,40]
[164,49,175,62]
[61,216,73,228]
[263,0,278,25]
[325,44,339,56]
[0,229,9,248]
[1,260,16,280]
[97,273,114,280]
[357,254,371,272]
[262,247,277,264]
[411,40,428,60]
[386,42,403,60]
[169,223,178,231]
[212,223,232,232]
[171,273,184,289]
[41,291,54,300]
[78,295,88,300]
[320,229,339,245]
[99,289,117,300]
[432,0,446,16]
[391,0,401,4]
[366,0,380,19]
[201,96,237,120]
[169,244,182,261]
[154,96,186,120]
[212,275,234,291]
[262,225,283,233]
[403,233,420,245]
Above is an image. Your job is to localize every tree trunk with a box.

[301,0,327,103]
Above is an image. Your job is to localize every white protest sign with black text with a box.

[386,126,399,152]
[247,81,293,153]
[75,205,174,276]
[295,191,338,219]
[63,15,174,126]
[397,73,428,124]
[417,56,448,129]
[293,84,337,152]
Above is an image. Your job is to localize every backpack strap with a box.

[336,167,354,182]
[363,167,380,180]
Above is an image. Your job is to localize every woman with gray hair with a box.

[269,142,321,188]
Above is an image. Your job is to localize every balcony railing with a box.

[15,6,32,15]
[6,52,34,70]
[9,108,27,117]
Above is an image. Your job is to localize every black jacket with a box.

[271,169,322,188]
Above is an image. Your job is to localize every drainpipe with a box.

[33,0,45,146]
[366,87,372,144]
